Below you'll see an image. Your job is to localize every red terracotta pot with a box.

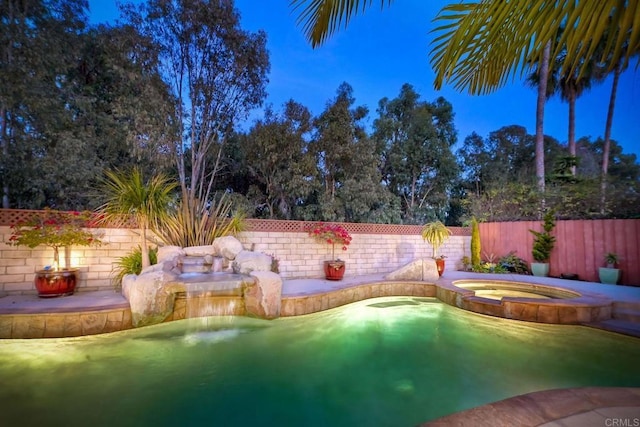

[435,258,445,276]
[34,269,78,298]
[324,260,346,281]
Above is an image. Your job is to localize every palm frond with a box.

[290,0,394,48]
[431,0,640,95]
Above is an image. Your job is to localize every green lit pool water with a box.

[1,297,639,427]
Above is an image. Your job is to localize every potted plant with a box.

[307,222,352,280]
[529,210,556,277]
[599,252,620,284]
[421,221,452,276]
[8,209,102,297]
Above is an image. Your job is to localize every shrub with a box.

[530,211,556,262]
[470,216,481,267]
[499,252,530,274]
[112,246,158,289]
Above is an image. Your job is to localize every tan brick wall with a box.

[0,227,143,295]
[238,231,470,279]
[0,226,470,294]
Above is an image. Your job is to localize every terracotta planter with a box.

[324,260,346,281]
[435,258,445,276]
[34,269,78,298]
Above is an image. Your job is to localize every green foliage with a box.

[155,195,244,247]
[470,216,481,267]
[8,209,101,250]
[472,262,508,274]
[498,252,530,274]
[430,1,638,94]
[97,168,176,268]
[124,0,270,226]
[242,100,317,219]
[604,252,618,267]
[112,246,158,289]
[373,85,459,223]
[421,221,452,258]
[530,211,557,262]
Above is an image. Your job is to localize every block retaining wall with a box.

[0,225,470,295]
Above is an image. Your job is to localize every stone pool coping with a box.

[1,271,639,339]
[437,277,613,324]
[421,386,640,426]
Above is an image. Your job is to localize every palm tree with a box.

[527,41,604,177]
[291,1,639,85]
[534,41,551,195]
[291,0,639,197]
[97,168,177,269]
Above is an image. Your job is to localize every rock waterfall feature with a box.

[122,236,283,327]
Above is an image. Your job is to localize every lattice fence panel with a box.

[244,218,469,236]
[0,209,469,236]
[0,209,135,228]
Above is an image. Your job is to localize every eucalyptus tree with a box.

[308,82,397,222]
[373,84,458,223]
[74,24,179,177]
[122,0,269,224]
[312,83,368,205]
[243,100,317,219]
[0,0,89,208]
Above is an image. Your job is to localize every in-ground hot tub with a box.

[454,280,580,300]
[436,279,612,324]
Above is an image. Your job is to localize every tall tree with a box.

[312,83,367,206]
[243,100,316,219]
[373,84,458,223]
[0,0,88,208]
[535,41,551,196]
[527,31,603,177]
[123,0,269,221]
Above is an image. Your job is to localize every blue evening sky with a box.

[88,0,640,159]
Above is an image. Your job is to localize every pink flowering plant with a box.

[8,208,102,270]
[307,222,352,260]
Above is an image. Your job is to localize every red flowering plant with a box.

[8,208,102,270]
[307,222,352,261]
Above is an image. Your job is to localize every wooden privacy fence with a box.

[479,219,640,286]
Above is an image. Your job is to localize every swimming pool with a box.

[1,296,638,426]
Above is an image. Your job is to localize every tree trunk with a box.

[535,41,551,203]
[0,107,9,208]
[141,224,150,269]
[601,62,621,214]
[568,88,576,176]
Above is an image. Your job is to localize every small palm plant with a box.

[421,221,452,259]
[97,168,177,269]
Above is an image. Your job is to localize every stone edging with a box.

[0,278,618,338]
[420,387,640,426]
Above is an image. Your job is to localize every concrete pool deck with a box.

[1,271,639,425]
